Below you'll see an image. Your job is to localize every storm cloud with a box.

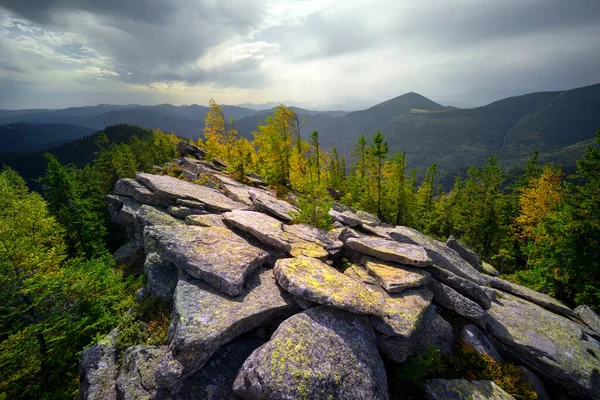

[0,0,599,108]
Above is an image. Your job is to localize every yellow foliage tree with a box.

[203,99,237,162]
[514,166,563,242]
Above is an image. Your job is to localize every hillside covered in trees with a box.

[1,99,599,399]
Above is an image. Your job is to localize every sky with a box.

[0,0,599,110]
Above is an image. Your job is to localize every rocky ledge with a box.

[81,157,600,400]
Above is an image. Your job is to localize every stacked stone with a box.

[80,161,600,400]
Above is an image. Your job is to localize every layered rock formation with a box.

[80,156,600,400]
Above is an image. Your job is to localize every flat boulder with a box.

[184,213,227,228]
[346,236,432,267]
[144,225,269,296]
[223,210,291,253]
[223,210,328,259]
[575,305,600,335]
[363,256,431,293]
[446,236,483,271]
[487,291,600,399]
[388,226,485,284]
[249,191,298,222]
[274,257,381,316]
[428,279,488,329]
[426,265,493,309]
[328,209,362,227]
[488,277,573,318]
[283,223,343,256]
[233,306,389,400]
[155,268,298,388]
[136,172,249,212]
[424,379,515,400]
[377,306,453,363]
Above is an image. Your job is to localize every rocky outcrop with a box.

[82,167,600,400]
[487,291,600,399]
[482,261,500,277]
[424,379,515,400]
[575,305,600,335]
[346,236,432,267]
[233,306,389,400]
[488,276,574,318]
[156,268,298,388]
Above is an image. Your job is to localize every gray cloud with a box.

[0,0,599,108]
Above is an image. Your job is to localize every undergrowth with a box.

[115,295,172,361]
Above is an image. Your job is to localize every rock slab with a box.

[346,236,432,267]
[233,306,389,400]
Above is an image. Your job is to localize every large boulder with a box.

[136,172,249,212]
[428,279,488,329]
[426,265,494,309]
[155,268,298,388]
[460,323,503,363]
[116,346,167,400]
[274,257,381,316]
[482,261,500,277]
[362,256,431,293]
[575,305,600,335]
[233,306,389,400]
[79,328,119,400]
[487,291,600,399]
[488,277,573,318]
[424,379,515,400]
[388,226,485,284]
[446,236,483,272]
[114,178,168,206]
[249,191,298,222]
[345,236,432,267]
[377,306,453,363]
[342,263,433,337]
[144,225,269,296]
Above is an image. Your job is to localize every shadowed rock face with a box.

[345,236,432,267]
[377,306,453,363]
[155,269,298,388]
[428,279,488,329]
[116,346,167,400]
[426,265,493,309]
[233,306,389,400]
[446,236,483,272]
[144,225,269,296]
[79,329,119,400]
[487,291,600,399]
[136,172,249,212]
[424,379,515,400]
[460,323,503,363]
